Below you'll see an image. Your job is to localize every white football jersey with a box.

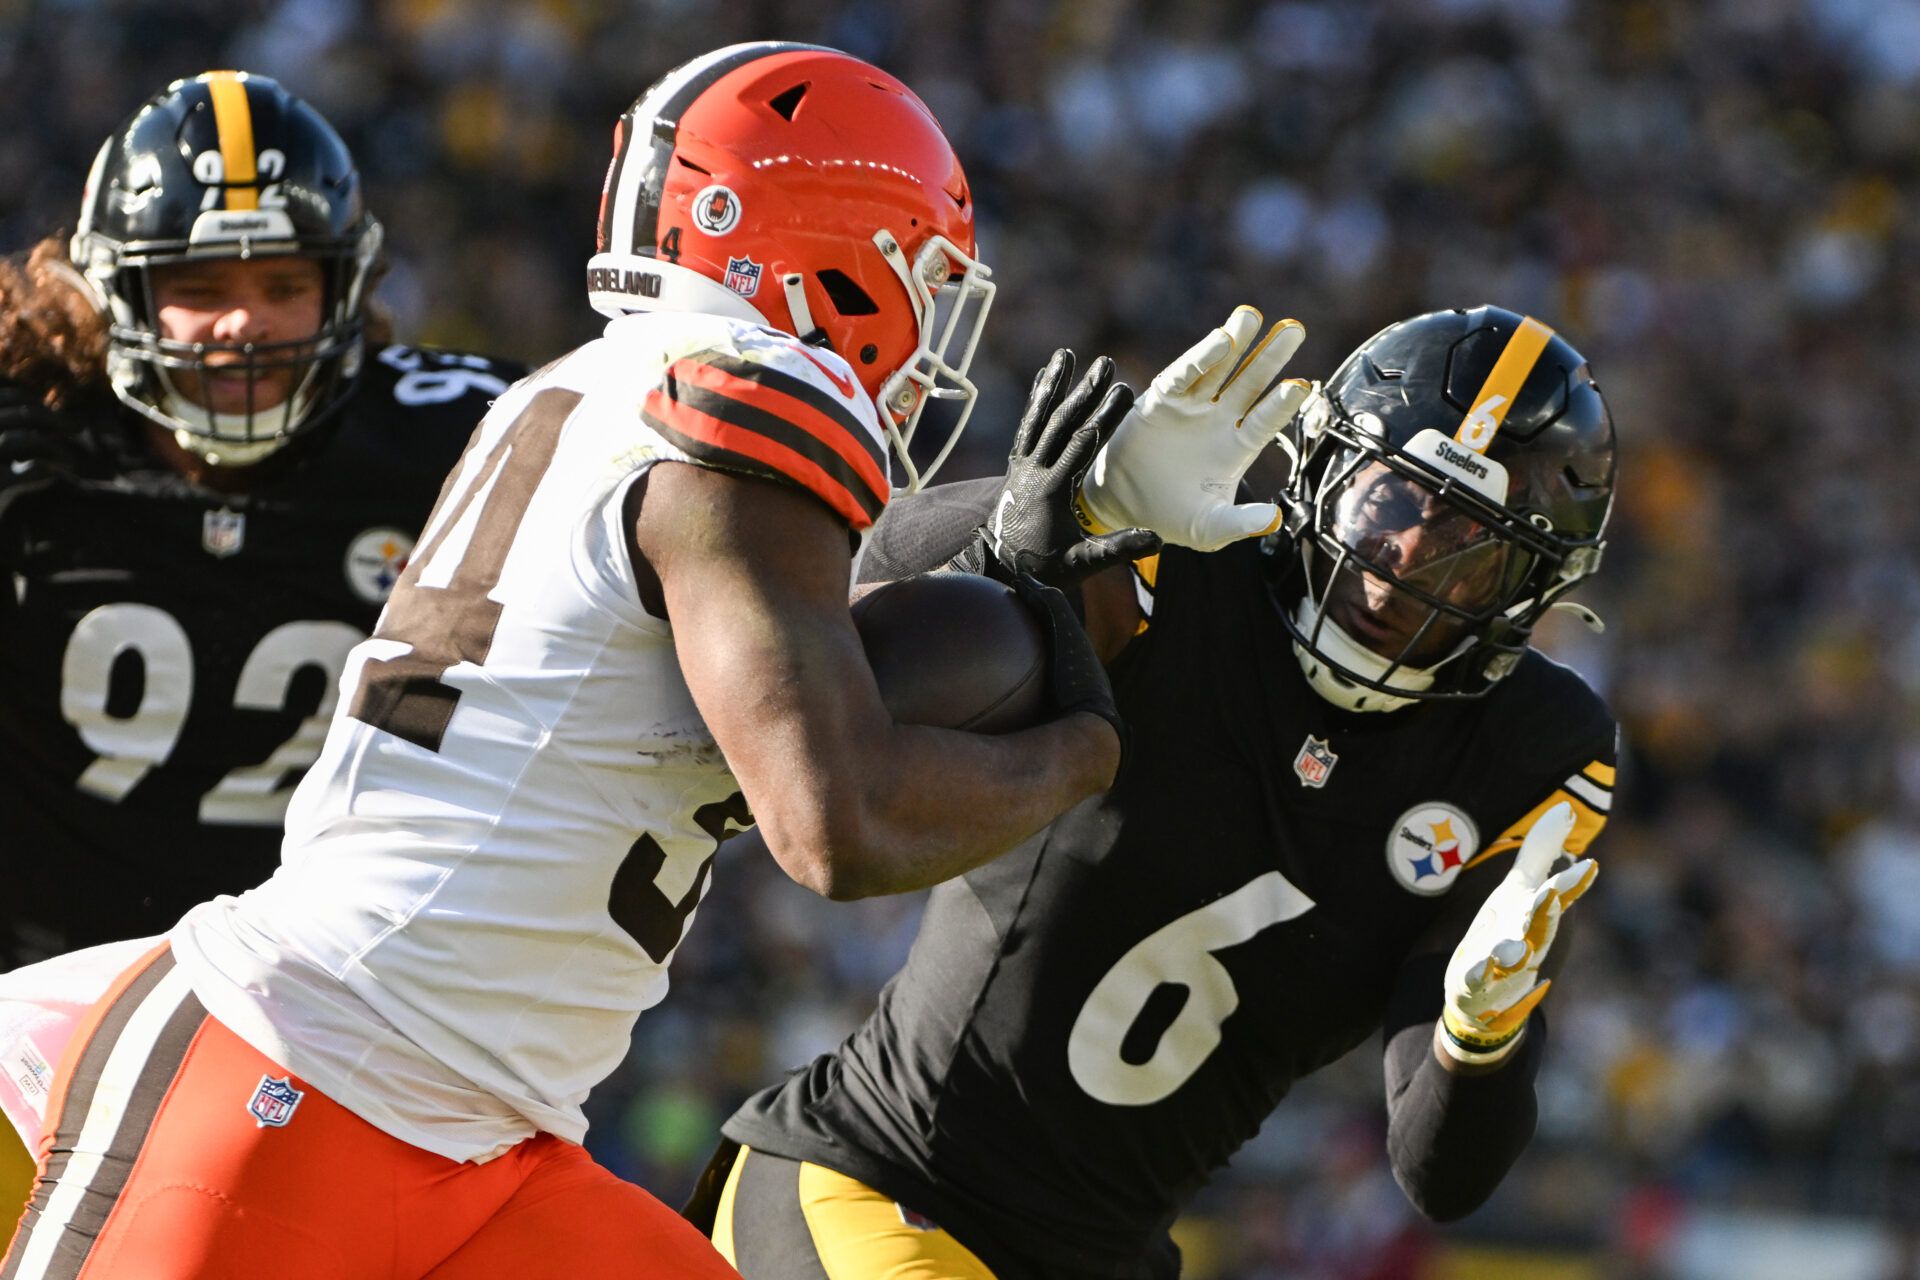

[171,311,890,1162]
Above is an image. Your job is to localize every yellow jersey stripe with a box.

[1455,316,1555,452]
[1130,552,1160,636]
[711,1143,747,1263]
[1465,787,1608,868]
[205,72,258,211]
[1581,760,1616,787]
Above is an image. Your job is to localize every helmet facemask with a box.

[85,227,381,466]
[870,229,994,492]
[70,72,382,467]
[1276,390,1605,710]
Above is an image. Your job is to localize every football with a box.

[851,573,1049,733]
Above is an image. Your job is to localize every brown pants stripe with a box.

[2,947,201,1280]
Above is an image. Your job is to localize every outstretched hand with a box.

[1076,306,1311,552]
[950,349,1159,586]
[0,394,92,516]
[1440,801,1597,1063]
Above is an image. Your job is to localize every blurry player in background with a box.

[707,306,1619,1278]
[3,42,1123,1277]
[0,69,518,1221]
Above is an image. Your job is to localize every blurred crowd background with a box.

[5,0,1920,1276]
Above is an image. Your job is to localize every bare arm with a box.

[636,461,1119,900]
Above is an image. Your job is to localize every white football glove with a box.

[1075,306,1311,552]
[1440,801,1597,1064]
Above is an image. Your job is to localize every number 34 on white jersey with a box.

[171,312,889,1162]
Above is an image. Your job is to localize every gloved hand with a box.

[0,395,90,515]
[1010,572,1127,784]
[1076,306,1311,552]
[1440,802,1597,1063]
[949,349,1159,586]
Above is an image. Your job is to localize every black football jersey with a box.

[0,346,521,964]
[725,540,1615,1277]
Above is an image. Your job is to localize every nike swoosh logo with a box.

[795,347,859,400]
[992,491,1015,554]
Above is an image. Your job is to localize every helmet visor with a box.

[1308,452,1529,667]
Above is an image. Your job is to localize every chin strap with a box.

[1290,591,1433,714]
[780,272,828,347]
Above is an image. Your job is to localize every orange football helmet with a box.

[589,42,994,490]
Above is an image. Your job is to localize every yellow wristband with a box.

[1073,490,1114,536]
[1435,1019,1527,1067]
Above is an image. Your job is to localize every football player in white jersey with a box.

[3,43,1123,1279]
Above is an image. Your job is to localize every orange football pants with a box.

[2,945,739,1279]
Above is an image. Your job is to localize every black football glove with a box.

[1010,572,1128,781]
[0,395,91,517]
[950,350,1161,586]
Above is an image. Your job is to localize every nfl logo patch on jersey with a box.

[1,1032,54,1121]
[1386,803,1480,896]
[1293,735,1337,788]
[247,1074,304,1128]
[723,255,763,298]
[202,508,246,558]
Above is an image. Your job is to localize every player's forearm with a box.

[857,476,999,584]
[766,711,1115,900]
[1381,1011,1545,1221]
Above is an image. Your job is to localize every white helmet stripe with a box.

[604,42,830,257]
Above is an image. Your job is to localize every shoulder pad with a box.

[615,316,891,530]
[1469,651,1619,852]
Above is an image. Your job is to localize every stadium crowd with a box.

[4,0,1918,1275]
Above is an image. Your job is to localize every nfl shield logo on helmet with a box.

[1293,735,1337,788]
[202,508,246,558]
[248,1074,304,1128]
[723,255,763,298]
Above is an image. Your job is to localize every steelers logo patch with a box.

[692,184,742,236]
[1385,802,1479,896]
[344,526,415,604]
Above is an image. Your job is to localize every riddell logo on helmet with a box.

[586,266,661,298]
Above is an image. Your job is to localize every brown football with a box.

[851,573,1049,733]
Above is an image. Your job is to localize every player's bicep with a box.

[635,462,886,848]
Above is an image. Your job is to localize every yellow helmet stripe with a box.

[1454,315,1555,452]
[205,71,258,211]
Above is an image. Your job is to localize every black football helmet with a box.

[1269,306,1616,710]
[70,71,383,464]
